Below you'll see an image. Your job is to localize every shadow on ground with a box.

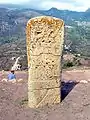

[61,80,78,101]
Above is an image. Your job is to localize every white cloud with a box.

[0,0,90,11]
[0,0,29,4]
[76,0,90,10]
[41,1,78,10]
[41,1,89,11]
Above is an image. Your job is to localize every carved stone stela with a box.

[26,16,64,108]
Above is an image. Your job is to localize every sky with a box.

[0,0,90,11]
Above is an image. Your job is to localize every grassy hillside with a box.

[0,7,90,70]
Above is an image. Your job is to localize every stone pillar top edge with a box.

[27,16,64,26]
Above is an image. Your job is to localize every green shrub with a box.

[63,61,74,69]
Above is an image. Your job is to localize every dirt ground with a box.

[0,69,90,120]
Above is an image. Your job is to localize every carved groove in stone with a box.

[26,16,64,108]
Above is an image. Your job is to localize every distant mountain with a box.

[39,7,90,22]
[0,5,90,70]
[0,4,90,21]
[86,8,90,12]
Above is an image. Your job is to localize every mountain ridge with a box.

[0,3,89,12]
[86,8,90,12]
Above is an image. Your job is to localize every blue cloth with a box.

[8,73,16,80]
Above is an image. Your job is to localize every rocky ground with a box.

[0,69,90,120]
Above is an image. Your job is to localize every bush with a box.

[63,61,74,69]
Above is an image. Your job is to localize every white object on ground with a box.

[2,79,8,82]
[80,80,88,84]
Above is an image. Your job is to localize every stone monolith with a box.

[26,16,64,108]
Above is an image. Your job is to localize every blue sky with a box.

[0,0,90,11]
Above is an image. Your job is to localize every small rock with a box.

[87,79,90,82]
[2,78,8,82]
[80,80,88,84]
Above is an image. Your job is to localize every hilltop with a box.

[0,69,90,120]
